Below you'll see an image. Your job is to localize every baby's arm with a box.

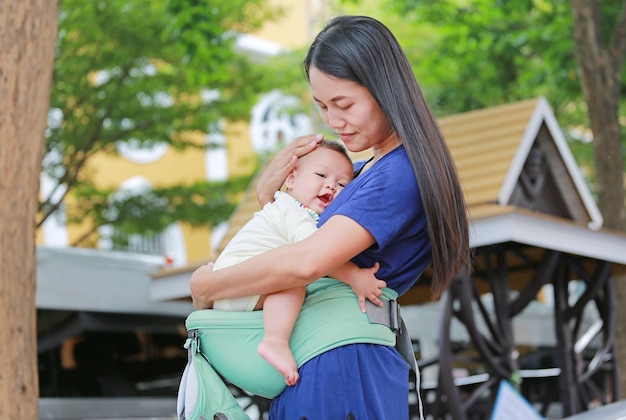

[330,262,386,313]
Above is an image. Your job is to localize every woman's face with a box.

[309,66,396,154]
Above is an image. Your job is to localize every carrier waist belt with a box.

[185,278,398,399]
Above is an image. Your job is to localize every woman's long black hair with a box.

[304,15,470,299]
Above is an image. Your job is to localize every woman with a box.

[191,15,470,419]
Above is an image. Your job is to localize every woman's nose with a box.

[326,109,344,130]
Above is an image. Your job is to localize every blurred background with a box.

[22,0,626,418]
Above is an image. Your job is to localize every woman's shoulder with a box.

[366,147,416,190]
[380,144,411,167]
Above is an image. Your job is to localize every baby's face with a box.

[286,147,353,215]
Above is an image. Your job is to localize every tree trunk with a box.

[0,0,58,417]
[570,0,626,231]
[570,0,626,399]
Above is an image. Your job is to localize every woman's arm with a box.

[256,133,324,206]
[190,214,376,309]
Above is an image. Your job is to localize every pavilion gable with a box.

[440,97,602,229]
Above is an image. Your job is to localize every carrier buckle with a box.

[365,299,401,334]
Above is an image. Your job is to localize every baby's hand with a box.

[349,262,387,313]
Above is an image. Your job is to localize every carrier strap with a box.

[366,299,425,420]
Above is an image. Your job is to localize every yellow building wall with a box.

[254,0,312,48]
[87,132,211,189]
[224,121,258,178]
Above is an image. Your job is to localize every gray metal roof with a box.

[37,246,194,316]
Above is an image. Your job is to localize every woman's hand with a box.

[190,262,215,309]
[256,133,324,206]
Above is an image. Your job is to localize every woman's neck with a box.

[360,132,401,174]
[372,132,401,160]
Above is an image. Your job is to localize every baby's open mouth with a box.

[318,193,333,204]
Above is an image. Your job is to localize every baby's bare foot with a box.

[258,338,299,386]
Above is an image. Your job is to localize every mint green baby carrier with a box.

[176,278,398,420]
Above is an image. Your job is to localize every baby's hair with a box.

[317,139,353,168]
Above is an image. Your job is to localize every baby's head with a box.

[285,140,353,215]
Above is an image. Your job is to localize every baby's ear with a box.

[284,171,296,190]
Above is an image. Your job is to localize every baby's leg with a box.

[257,286,306,386]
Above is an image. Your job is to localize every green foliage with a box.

[68,172,255,247]
[378,0,579,116]
[42,0,279,245]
